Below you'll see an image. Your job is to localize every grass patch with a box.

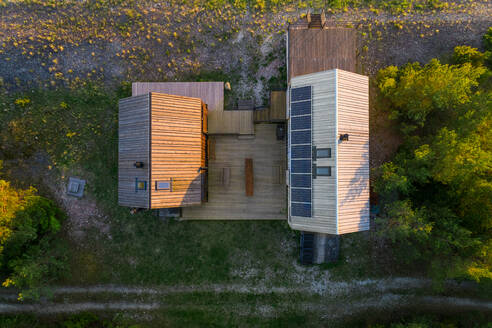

[321,232,381,281]
[0,83,382,290]
[96,218,297,285]
[0,310,315,328]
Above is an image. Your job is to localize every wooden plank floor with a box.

[288,27,356,81]
[254,91,286,123]
[182,123,287,220]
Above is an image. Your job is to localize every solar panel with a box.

[291,145,311,159]
[291,115,311,130]
[292,203,312,217]
[291,159,311,173]
[291,130,311,145]
[289,86,312,218]
[291,188,311,203]
[291,101,311,116]
[291,174,311,188]
[291,86,311,102]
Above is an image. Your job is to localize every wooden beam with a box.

[208,137,216,160]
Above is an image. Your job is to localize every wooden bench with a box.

[245,158,254,196]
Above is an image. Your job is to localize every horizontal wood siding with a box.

[288,28,356,82]
[150,93,203,208]
[118,94,150,208]
[289,70,337,234]
[337,70,370,234]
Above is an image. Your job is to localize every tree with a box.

[375,34,492,283]
[0,166,68,300]
[376,59,486,136]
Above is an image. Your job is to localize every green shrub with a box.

[0,178,68,300]
[483,27,492,51]
[452,45,485,66]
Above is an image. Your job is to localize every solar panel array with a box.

[290,86,312,218]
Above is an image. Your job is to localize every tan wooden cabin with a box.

[118,92,208,209]
[287,69,369,235]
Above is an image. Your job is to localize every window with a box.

[312,165,331,178]
[317,166,331,176]
[312,146,331,160]
[135,178,147,192]
[155,180,172,191]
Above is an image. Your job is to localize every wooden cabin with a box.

[118,92,208,209]
[287,69,369,235]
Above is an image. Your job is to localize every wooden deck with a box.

[133,82,253,135]
[182,123,287,220]
[254,91,287,123]
[288,25,356,81]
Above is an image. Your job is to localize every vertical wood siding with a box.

[133,82,223,112]
[336,70,370,234]
[289,70,337,234]
[118,94,150,208]
[149,93,204,208]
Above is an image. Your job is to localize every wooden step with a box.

[307,13,325,29]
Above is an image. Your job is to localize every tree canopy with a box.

[0,162,68,300]
[374,30,492,283]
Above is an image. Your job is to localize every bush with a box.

[483,27,492,51]
[452,45,485,66]
[0,175,68,300]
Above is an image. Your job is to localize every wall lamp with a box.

[339,134,349,141]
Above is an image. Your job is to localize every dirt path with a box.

[0,278,488,317]
[0,277,434,298]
